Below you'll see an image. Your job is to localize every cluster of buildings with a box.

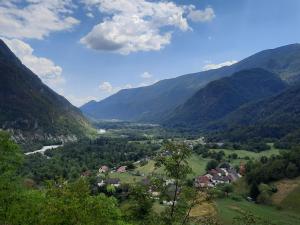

[195,164,242,188]
[97,165,127,188]
[98,165,127,174]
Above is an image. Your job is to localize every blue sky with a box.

[1,0,300,106]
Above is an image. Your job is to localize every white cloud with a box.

[99,81,135,93]
[99,81,114,93]
[140,72,153,79]
[202,60,238,71]
[187,7,215,22]
[80,0,215,54]
[86,12,94,18]
[2,38,65,88]
[0,0,79,40]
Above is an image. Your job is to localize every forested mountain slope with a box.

[81,44,300,122]
[0,39,94,142]
[163,68,287,128]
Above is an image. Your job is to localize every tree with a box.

[42,179,127,225]
[285,162,298,178]
[125,184,153,221]
[250,182,260,200]
[155,141,192,224]
[0,131,24,224]
[206,160,218,171]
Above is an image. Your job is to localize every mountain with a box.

[207,83,300,143]
[0,39,94,142]
[163,68,287,128]
[81,44,300,122]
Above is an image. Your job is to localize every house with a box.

[117,166,127,173]
[227,168,241,181]
[97,180,105,187]
[99,165,109,173]
[211,175,230,185]
[105,178,121,187]
[195,165,241,189]
[97,178,121,187]
[209,169,218,176]
[81,170,92,177]
[195,176,213,188]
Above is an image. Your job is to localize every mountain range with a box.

[207,82,300,143]
[2,38,300,145]
[81,44,300,122]
[0,40,94,143]
[163,68,287,128]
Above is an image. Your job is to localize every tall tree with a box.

[155,142,192,224]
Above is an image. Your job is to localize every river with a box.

[25,145,62,155]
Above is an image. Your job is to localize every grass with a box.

[106,153,209,184]
[109,172,142,184]
[152,202,166,214]
[215,198,300,225]
[189,193,216,218]
[272,177,300,206]
[135,154,209,178]
[280,181,300,212]
[211,145,284,166]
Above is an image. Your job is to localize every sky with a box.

[1,0,300,106]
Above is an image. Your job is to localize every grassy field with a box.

[135,154,209,178]
[279,178,300,212]
[109,172,142,183]
[215,198,300,225]
[109,154,209,184]
[211,145,284,166]
[272,177,300,205]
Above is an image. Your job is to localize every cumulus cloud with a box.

[86,12,94,18]
[0,0,79,40]
[202,60,238,71]
[80,0,215,54]
[99,81,135,94]
[187,7,215,22]
[140,72,153,79]
[139,71,158,86]
[2,38,65,88]
[99,81,114,93]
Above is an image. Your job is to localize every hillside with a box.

[81,44,300,122]
[163,68,286,129]
[0,39,94,143]
[208,83,300,143]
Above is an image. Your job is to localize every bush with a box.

[206,159,219,171]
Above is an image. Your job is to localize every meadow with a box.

[215,198,300,225]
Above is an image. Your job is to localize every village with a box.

[93,158,245,206]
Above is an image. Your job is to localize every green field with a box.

[280,184,300,212]
[135,154,209,178]
[215,198,300,225]
[109,172,142,183]
[211,145,284,166]
[109,154,209,184]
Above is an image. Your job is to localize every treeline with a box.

[245,148,300,201]
[22,137,160,184]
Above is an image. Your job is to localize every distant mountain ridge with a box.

[163,68,287,128]
[0,39,94,143]
[208,82,300,143]
[81,43,300,122]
